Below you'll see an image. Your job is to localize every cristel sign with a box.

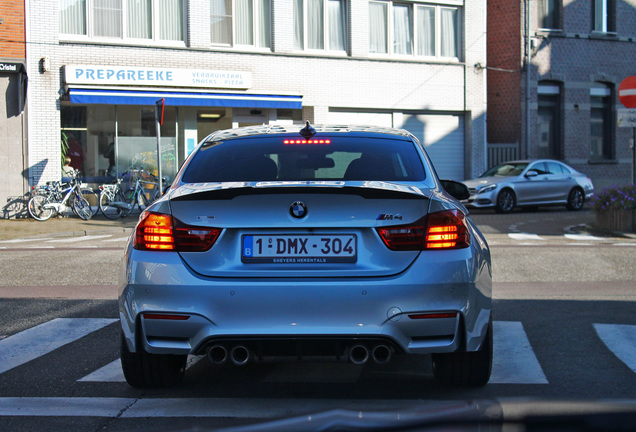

[618,76,636,109]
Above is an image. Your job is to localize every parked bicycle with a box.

[98,169,161,219]
[27,169,93,221]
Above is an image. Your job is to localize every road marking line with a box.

[564,234,605,241]
[613,243,636,247]
[594,324,636,374]
[102,237,130,242]
[0,238,53,244]
[490,321,548,384]
[78,355,204,382]
[46,235,113,243]
[0,318,117,375]
[508,233,546,241]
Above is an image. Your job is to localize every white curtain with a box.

[328,0,345,51]
[294,0,303,49]
[307,0,324,50]
[369,2,387,54]
[158,0,183,41]
[440,8,457,58]
[211,0,232,44]
[127,0,152,39]
[256,0,271,48]
[392,4,411,55]
[94,0,122,38]
[415,5,434,56]
[594,0,607,32]
[236,0,253,44]
[60,0,87,35]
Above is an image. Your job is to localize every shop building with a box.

[488,0,636,189]
[1,0,28,218]
[13,0,487,218]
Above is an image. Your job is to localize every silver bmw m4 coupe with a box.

[118,123,492,388]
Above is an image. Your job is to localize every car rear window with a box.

[181,136,427,183]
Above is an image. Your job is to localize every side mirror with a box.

[525,170,538,178]
[440,179,470,201]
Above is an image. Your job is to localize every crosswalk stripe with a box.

[508,233,545,241]
[594,324,636,374]
[0,318,117,375]
[490,321,548,384]
[102,237,130,242]
[564,234,605,241]
[0,238,53,244]
[46,235,113,243]
[78,355,204,382]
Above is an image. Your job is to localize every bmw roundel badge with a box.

[290,201,307,219]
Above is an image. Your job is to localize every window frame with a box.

[59,0,187,46]
[294,0,349,54]
[593,0,616,34]
[590,82,614,161]
[210,0,272,49]
[368,1,461,61]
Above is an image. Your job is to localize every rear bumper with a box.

[119,244,491,358]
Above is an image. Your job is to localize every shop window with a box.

[211,0,271,48]
[538,0,561,30]
[590,83,613,160]
[60,0,185,43]
[294,0,347,52]
[593,0,616,33]
[537,82,562,159]
[369,1,460,59]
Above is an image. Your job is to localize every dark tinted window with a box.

[181,136,426,182]
[480,162,528,177]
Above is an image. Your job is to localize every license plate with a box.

[242,234,357,264]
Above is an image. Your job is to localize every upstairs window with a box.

[590,83,613,160]
[538,0,560,30]
[593,0,615,33]
[60,0,185,43]
[369,1,460,59]
[294,0,348,52]
[210,0,271,48]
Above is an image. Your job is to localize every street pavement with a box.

[0,214,138,241]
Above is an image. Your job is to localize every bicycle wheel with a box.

[99,188,124,219]
[80,188,100,217]
[119,189,136,218]
[71,191,93,220]
[137,189,154,213]
[28,194,54,221]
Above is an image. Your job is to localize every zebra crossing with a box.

[1,318,635,386]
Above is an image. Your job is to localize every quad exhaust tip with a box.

[207,345,228,365]
[230,345,250,366]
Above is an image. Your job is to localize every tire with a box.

[99,189,123,219]
[566,188,584,211]
[28,194,54,221]
[431,318,493,387]
[495,189,516,213]
[120,332,187,388]
[71,191,93,220]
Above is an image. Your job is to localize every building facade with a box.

[1,0,28,218]
[4,0,487,218]
[488,0,636,189]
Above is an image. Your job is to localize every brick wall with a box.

[0,0,26,58]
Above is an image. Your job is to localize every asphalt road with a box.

[0,208,635,431]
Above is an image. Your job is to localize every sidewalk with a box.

[0,214,138,241]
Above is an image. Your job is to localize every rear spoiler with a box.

[170,181,431,201]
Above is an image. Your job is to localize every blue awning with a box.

[67,88,302,109]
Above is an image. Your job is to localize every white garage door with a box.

[400,114,465,181]
[327,111,393,128]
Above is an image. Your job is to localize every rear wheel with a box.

[71,191,92,220]
[495,189,515,213]
[120,332,187,388]
[566,188,584,211]
[28,194,54,221]
[99,189,123,219]
[431,318,492,387]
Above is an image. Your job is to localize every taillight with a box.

[134,211,221,252]
[376,210,470,251]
